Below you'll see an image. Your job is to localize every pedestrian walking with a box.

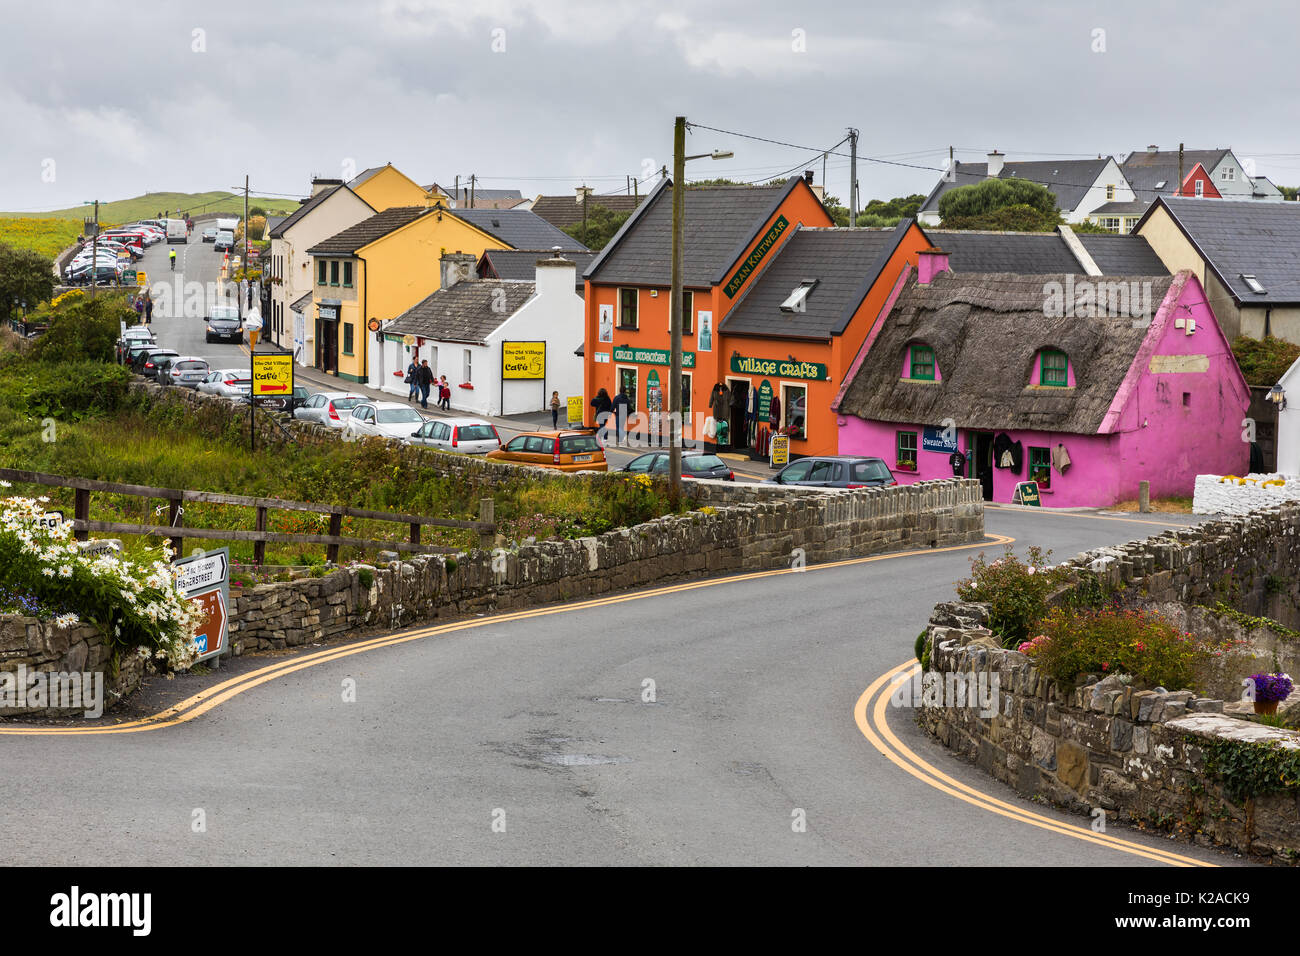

[438,375,451,411]
[611,387,631,445]
[591,387,612,432]
[144,295,153,325]
[550,390,561,429]
[133,296,144,320]
[417,360,434,408]
[406,358,420,402]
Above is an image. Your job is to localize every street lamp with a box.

[670,117,734,508]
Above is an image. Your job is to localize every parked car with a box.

[202,227,218,243]
[623,451,734,480]
[343,402,427,440]
[66,261,124,286]
[115,326,155,363]
[166,219,188,244]
[486,430,608,472]
[197,369,252,400]
[160,356,210,388]
[764,456,896,489]
[139,349,179,380]
[255,385,311,413]
[213,230,235,252]
[405,417,501,454]
[205,304,243,343]
[294,392,366,428]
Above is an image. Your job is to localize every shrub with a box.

[914,629,927,664]
[27,295,133,364]
[357,567,375,589]
[1231,335,1300,388]
[955,545,1067,648]
[1018,606,1240,691]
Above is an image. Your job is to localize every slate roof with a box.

[586,177,803,286]
[1120,163,1191,200]
[1074,234,1169,275]
[270,185,374,239]
[452,208,588,251]
[306,206,431,256]
[920,159,1110,216]
[385,280,536,345]
[348,166,386,189]
[719,225,904,340]
[1090,201,1151,215]
[837,272,1175,434]
[478,249,595,285]
[1122,148,1230,170]
[289,291,314,312]
[923,230,1081,273]
[1138,197,1300,304]
[530,194,644,230]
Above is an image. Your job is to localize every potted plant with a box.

[1249,672,1294,714]
[896,458,916,472]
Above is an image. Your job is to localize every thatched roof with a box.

[837,271,1174,434]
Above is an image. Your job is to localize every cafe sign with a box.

[612,345,695,369]
[730,353,828,381]
[723,215,789,298]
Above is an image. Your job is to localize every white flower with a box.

[40,567,55,577]
[1027,566,1036,575]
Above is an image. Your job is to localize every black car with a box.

[765,456,896,488]
[623,451,734,480]
[202,227,218,243]
[139,349,179,380]
[205,305,243,343]
[254,385,311,413]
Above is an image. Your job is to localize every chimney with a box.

[917,248,950,285]
[1147,144,1159,155]
[576,185,594,204]
[986,150,1004,178]
[439,251,477,290]
[535,249,577,299]
[310,177,343,197]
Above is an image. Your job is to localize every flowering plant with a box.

[1250,672,1294,703]
[0,493,202,669]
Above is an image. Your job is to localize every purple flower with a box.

[1250,673,1295,703]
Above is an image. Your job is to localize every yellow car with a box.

[486,430,608,472]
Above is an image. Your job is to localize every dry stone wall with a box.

[0,615,146,717]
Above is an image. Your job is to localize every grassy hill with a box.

[0,190,303,258]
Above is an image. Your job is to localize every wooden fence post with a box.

[409,522,420,548]
[254,506,267,566]
[327,511,342,563]
[73,488,90,542]
[478,498,495,550]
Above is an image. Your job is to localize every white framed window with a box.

[1195,180,1204,197]
[1105,184,1116,201]
[780,381,807,442]
[1222,166,1236,181]
[1099,217,1121,233]
[463,348,472,383]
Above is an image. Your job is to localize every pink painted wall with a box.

[835,273,1251,507]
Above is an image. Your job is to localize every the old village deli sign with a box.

[730,353,829,381]
[723,215,789,298]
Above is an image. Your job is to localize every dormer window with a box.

[909,344,936,381]
[780,280,819,313]
[1040,349,1068,387]
[1242,274,1266,295]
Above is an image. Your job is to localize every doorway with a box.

[316,319,339,375]
[972,431,995,501]
[725,378,749,451]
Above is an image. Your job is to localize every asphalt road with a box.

[0,505,1239,866]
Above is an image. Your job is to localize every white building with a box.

[1274,354,1300,476]
[379,253,585,417]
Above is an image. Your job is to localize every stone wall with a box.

[919,504,1300,863]
[0,616,145,718]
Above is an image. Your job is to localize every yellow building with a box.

[307,205,587,382]
[348,164,435,211]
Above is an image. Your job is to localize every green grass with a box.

[0,190,301,223]
[0,217,89,258]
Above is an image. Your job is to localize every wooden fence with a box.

[0,468,496,562]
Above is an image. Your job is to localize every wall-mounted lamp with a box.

[1269,384,1287,410]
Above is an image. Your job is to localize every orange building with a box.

[581,175,932,458]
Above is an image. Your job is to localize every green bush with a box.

[938,178,1059,221]
[1231,335,1300,388]
[27,295,133,364]
[0,361,131,420]
[955,545,1067,648]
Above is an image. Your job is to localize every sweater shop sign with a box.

[921,425,958,454]
[723,216,789,298]
[729,353,828,381]
[612,345,695,369]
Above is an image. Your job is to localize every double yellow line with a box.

[854,661,1216,866]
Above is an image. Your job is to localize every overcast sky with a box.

[6,0,1300,213]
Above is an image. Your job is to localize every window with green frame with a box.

[896,430,918,469]
[343,261,353,288]
[1041,349,1068,387]
[330,260,340,287]
[909,344,936,380]
[317,260,326,285]
[1029,446,1051,488]
[342,322,354,356]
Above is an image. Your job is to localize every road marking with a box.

[985,504,1197,528]
[855,661,1216,867]
[0,533,1013,736]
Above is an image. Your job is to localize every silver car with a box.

[294,392,366,428]
[344,402,426,440]
[164,357,211,389]
[197,369,252,400]
[405,417,501,454]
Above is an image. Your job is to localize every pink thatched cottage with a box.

[832,251,1250,506]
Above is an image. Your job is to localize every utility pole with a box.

[669,116,686,509]
[848,128,859,228]
[470,174,476,209]
[1178,143,1185,196]
[454,175,459,208]
[243,174,250,313]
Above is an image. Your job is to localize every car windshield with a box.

[377,408,424,424]
[683,455,725,470]
[210,307,239,322]
[176,361,206,371]
[559,435,601,454]
[332,398,362,411]
[456,425,496,441]
[852,460,892,482]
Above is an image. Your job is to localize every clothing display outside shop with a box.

[1051,443,1072,473]
[993,432,1023,474]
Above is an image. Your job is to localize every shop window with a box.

[681,371,692,416]
[1040,349,1068,387]
[342,322,354,356]
[317,260,326,285]
[330,261,340,286]
[909,344,936,381]
[896,431,918,471]
[782,384,806,441]
[618,288,638,329]
[343,261,353,288]
[463,349,472,383]
[682,290,693,334]
[617,367,638,412]
[1029,446,1051,489]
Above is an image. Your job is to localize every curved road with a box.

[1,505,1238,866]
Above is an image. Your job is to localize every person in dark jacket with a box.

[591,388,613,435]
[406,359,420,402]
[417,360,434,408]
[611,388,632,445]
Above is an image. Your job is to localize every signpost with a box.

[250,351,294,451]
[501,340,546,412]
[1013,481,1042,506]
[136,271,147,287]
[770,433,790,469]
[173,547,230,665]
[566,395,583,426]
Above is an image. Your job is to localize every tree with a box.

[940,203,1064,233]
[861,194,926,220]
[0,243,56,320]
[249,205,268,217]
[563,204,633,251]
[938,177,1059,223]
[1278,185,1299,202]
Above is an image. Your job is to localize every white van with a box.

[215,218,239,233]
[166,219,188,244]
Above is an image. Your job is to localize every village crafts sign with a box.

[723,215,789,298]
[729,353,828,381]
